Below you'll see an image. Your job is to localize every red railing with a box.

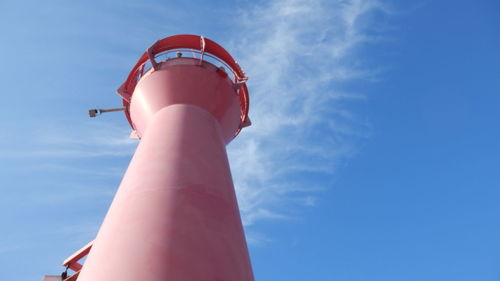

[61,240,94,281]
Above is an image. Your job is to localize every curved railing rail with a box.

[138,48,238,82]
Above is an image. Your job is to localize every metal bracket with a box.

[89,107,126,118]
[147,41,160,71]
[232,81,245,92]
[232,75,248,92]
[129,130,140,139]
[241,117,252,128]
[198,36,206,65]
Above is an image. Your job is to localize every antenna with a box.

[88,107,126,117]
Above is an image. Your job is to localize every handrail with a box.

[62,240,94,272]
[144,48,238,81]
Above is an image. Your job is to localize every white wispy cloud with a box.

[0,120,137,159]
[245,231,273,247]
[227,0,388,227]
[1,0,388,248]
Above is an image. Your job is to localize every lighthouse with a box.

[51,34,254,281]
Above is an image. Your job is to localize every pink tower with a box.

[66,35,253,281]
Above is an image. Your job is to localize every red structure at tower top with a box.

[117,34,251,138]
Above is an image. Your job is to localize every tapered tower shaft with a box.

[77,35,253,281]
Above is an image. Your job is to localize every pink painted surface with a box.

[77,48,254,281]
[130,58,241,143]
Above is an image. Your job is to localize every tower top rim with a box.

[117,34,250,138]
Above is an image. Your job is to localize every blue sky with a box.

[1,0,499,280]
